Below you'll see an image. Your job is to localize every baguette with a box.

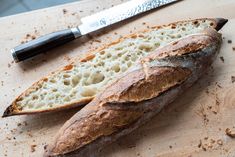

[3,18,227,117]
[44,28,223,157]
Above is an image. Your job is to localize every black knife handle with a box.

[12,28,82,62]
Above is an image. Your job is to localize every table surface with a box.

[0,0,235,156]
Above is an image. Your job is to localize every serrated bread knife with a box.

[12,0,178,62]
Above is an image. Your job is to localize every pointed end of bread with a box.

[215,18,228,31]
[2,103,19,118]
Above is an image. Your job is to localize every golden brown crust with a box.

[3,18,227,117]
[99,67,191,103]
[48,106,143,155]
[45,67,191,156]
[44,28,222,156]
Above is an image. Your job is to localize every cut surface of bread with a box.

[3,18,228,117]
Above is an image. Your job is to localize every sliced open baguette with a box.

[3,18,227,117]
[44,28,223,157]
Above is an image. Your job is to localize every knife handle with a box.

[11,28,82,62]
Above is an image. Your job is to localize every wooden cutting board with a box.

[0,0,235,156]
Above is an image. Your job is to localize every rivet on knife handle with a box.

[11,28,81,62]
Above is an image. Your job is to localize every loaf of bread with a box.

[2,18,227,117]
[44,27,224,157]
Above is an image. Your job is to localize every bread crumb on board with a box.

[217,139,223,145]
[31,144,37,152]
[225,128,235,138]
[43,145,48,150]
[62,9,68,14]
[231,76,235,83]
[21,34,36,44]
[27,132,33,137]
[219,56,225,63]
[215,82,222,88]
[198,138,223,151]
[228,40,232,44]
[198,139,202,148]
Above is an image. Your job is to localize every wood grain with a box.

[0,0,235,156]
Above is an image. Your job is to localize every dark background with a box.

[0,0,78,17]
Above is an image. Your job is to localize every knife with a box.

[12,0,178,62]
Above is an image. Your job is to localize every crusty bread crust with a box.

[3,18,227,117]
[44,29,222,156]
[45,67,191,156]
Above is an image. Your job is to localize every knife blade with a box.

[78,0,177,35]
[12,0,178,62]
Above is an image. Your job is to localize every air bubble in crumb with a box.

[72,75,81,87]
[63,80,70,86]
[112,64,120,73]
[81,87,97,97]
